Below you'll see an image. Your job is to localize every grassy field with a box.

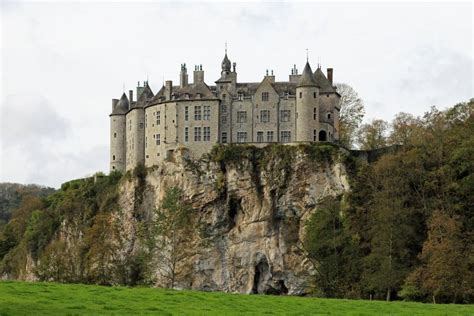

[0,281,472,315]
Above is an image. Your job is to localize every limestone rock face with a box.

[117,147,350,295]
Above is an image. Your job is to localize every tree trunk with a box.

[386,288,391,302]
[432,295,436,304]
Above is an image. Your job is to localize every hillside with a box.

[0,101,472,304]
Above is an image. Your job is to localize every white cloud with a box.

[0,2,472,187]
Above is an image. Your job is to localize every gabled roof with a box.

[112,93,129,114]
[297,62,318,88]
[314,67,335,93]
[132,84,154,108]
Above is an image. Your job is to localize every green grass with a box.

[0,281,472,315]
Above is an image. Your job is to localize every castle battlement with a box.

[110,52,341,172]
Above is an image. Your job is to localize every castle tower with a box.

[110,93,129,172]
[296,62,320,142]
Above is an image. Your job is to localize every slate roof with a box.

[149,82,218,105]
[314,67,335,93]
[112,93,129,114]
[297,62,318,87]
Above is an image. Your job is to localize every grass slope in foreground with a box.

[0,281,473,315]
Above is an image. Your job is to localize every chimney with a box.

[193,64,204,84]
[180,63,188,88]
[289,64,300,83]
[327,68,333,85]
[112,99,119,111]
[165,80,172,100]
[129,90,133,103]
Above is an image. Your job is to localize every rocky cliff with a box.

[1,144,351,295]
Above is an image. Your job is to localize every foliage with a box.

[335,83,366,148]
[0,281,473,315]
[356,119,389,150]
[151,187,194,288]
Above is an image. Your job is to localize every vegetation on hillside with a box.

[303,100,474,303]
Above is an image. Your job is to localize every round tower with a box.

[110,93,129,172]
[296,62,320,142]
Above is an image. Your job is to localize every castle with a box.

[110,51,341,172]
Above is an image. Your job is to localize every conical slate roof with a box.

[221,53,231,72]
[112,93,129,114]
[297,62,318,87]
[138,83,154,102]
[314,67,335,93]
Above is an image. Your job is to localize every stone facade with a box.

[110,52,341,172]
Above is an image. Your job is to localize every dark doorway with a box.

[319,130,327,142]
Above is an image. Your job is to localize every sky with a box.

[1,1,473,188]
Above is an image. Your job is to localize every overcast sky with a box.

[1,1,472,188]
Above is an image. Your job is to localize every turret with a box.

[110,93,129,172]
[296,62,320,142]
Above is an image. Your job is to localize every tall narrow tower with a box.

[296,62,320,142]
[110,93,129,172]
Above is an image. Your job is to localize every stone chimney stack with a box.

[327,68,333,85]
[129,90,133,103]
[180,63,188,88]
[165,80,172,100]
[193,64,204,84]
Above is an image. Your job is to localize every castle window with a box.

[114,132,117,138]
[145,137,147,148]
[313,92,317,98]
[313,129,317,141]
[238,93,244,100]
[267,131,274,142]
[319,130,327,141]
[262,92,269,101]
[112,166,115,170]
[184,127,189,142]
[327,113,331,120]
[185,106,189,121]
[313,108,317,120]
[156,111,161,125]
[280,131,291,143]
[237,111,247,123]
[237,132,247,143]
[156,134,161,145]
[194,106,202,120]
[129,120,132,131]
[280,110,291,122]
[194,127,202,141]
[145,114,148,128]
[113,155,115,161]
[203,127,211,141]
[221,132,228,143]
[221,104,227,113]
[203,106,211,120]
[140,123,144,129]
[299,92,302,98]
[260,110,270,123]
[221,114,227,124]
[257,131,264,142]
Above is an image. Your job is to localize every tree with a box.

[389,112,421,146]
[152,187,193,288]
[356,119,389,150]
[335,83,365,148]
[404,211,472,303]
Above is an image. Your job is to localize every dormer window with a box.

[171,94,176,100]
[238,93,244,101]
[196,93,201,99]
[185,93,190,99]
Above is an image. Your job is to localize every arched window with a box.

[113,155,115,161]
[319,130,327,142]
[327,113,331,120]
[114,132,117,138]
